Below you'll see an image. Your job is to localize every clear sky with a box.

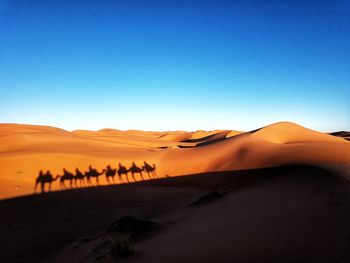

[0,0,349,132]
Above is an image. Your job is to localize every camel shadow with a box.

[34,170,59,194]
[59,168,75,190]
[117,162,129,183]
[128,162,145,182]
[85,165,106,186]
[105,164,117,184]
[34,161,159,193]
[75,168,86,187]
[142,161,157,179]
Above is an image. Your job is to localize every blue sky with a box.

[0,0,349,131]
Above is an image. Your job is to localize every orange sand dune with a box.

[158,131,192,142]
[225,130,242,138]
[159,122,350,176]
[0,122,349,199]
[189,130,224,140]
[0,123,71,137]
[251,122,346,143]
[185,130,230,142]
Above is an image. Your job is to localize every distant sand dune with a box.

[251,122,346,143]
[0,122,349,199]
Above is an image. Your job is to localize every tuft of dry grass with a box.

[107,232,134,259]
[91,233,134,262]
[90,216,158,262]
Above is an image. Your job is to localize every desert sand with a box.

[1,122,350,262]
[0,122,349,199]
[2,166,350,262]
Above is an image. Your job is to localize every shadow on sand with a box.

[34,161,158,194]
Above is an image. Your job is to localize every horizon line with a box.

[1,121,348,133]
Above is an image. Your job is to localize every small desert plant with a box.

[107,216,158,241]
[91,233,134,262]
[91,216,158,262]
[107,232,134,258]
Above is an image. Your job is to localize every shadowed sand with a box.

[1,121,350,262]
[0,121,350,199]
[1,165,350,262]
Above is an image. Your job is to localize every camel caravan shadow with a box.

[34,161,158,194]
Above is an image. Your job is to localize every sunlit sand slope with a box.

[0,122,349,199]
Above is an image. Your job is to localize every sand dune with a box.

[2,166,350,263]
[0,123,70,137]
[0,122,349,199]
[158,131,192,142]
[225,130,242,138]
[158,122,350,177]
[189,130,226,140]
[251,122,346,143]
[330,131,350,141]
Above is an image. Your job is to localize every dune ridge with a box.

[0,122,349,199]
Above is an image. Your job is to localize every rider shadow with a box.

[116,162,147,183]
[117,162,129,183]
[142,161,157,179]
[34,161,160,193]
[34,170,60,194]
[130,162,146,182]
[105,164,117,184]
[59,168,75,190]
[75,168,85,187]
[59,166,106,188]
[85,165,106,186]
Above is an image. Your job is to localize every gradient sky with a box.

[0,0,349,132]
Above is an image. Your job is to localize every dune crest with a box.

[0,122,349,199]
[0,123,71,137]
[250,122,347,144]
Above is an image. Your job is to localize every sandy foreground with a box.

[1,166,350,262]
[1,122,350,262]
[0,121,350,199]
